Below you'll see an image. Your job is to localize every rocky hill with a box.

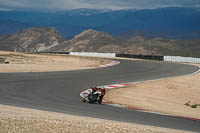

[125,37,200,57]
[0,28,200,57]
[47,29,122,53]
[0,27,65,52]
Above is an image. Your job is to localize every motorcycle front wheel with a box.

[88,94,98,103]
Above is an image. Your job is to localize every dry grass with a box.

[104,64,200,119]
[0,51,110,72]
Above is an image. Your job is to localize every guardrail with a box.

[36,52,70,54]
[35,52,200,64]
[116,54,164,61]
[69,52,116,58]
[164,56,200,64]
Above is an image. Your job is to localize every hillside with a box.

[0,28,200,57]
[0,27,65,52]
[47,29,122,53]
[126,37,200,57]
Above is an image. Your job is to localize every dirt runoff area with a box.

[0,104,190,133]
[104,64,200,119]
[0,51,110,72]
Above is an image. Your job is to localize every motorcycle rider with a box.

[82,86,106,104]
[91,86,106,104]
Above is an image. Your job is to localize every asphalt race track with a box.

[0,59,200,132]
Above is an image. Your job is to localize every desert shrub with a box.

[184,101,190,106]
[191,104,198,108]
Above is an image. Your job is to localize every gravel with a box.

[0,105,190,133]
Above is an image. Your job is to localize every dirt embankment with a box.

[104,64,200,119]
[0,51,110,72]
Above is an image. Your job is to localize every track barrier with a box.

[116,54,164,61]
[69,52,116,58]
[36,52,200,64]
[164,56,200,64]
[37,52,70,54]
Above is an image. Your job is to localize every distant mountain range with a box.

[0,7,200,39]
[0,27,200,57]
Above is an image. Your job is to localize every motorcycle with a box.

[81,89,103,104]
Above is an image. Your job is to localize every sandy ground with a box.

[0,104,190,133]
[104,64,200,119]
[0,51,110,72]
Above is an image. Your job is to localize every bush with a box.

[184,101,190,106]
[184,101,200,109]
[191,104,198,108]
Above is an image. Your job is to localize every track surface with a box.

[0,59,200,132]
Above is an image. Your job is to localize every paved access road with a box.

[0,59,200,132]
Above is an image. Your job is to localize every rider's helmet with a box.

[91,86,97,90]
[97,86,105,90]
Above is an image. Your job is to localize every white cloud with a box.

[77,0,200,10]
[0,0,28,7]
[0,0,199,11]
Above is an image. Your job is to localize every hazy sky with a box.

[0,0,200,11]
